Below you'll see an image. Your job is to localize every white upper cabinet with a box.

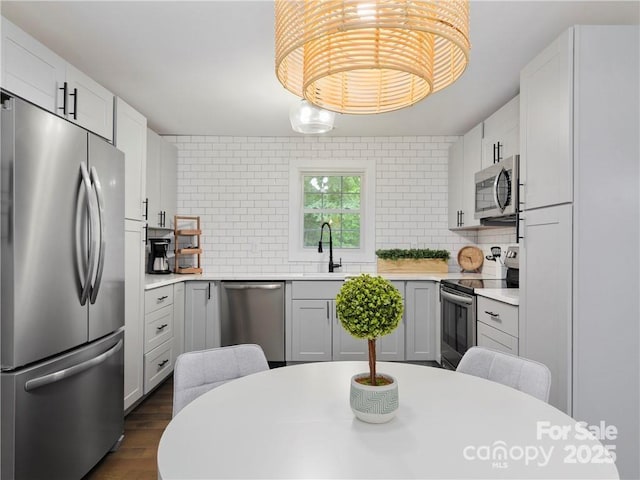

[448,123,482,229]
[520,29,573,210]
[66,64,114,142]
[161,139,178,229]
[146,129,177,229]
[462,123,482,228]
[1,16,114,141]
[115,98,147,221]
[1,17,65,113]
[447,138,464,229]
[481,94,520,169]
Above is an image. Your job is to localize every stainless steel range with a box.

[440,246,519,369]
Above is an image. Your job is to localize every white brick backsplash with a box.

[168,135,504,274]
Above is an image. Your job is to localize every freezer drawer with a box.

[1,330,124,480]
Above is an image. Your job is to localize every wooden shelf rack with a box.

[174,215,202,274]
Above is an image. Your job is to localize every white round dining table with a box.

[157,361,618,479]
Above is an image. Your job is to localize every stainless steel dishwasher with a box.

[220,282,285,365]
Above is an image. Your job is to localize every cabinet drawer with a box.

[145,285,174,314]
[144,305,173,354]
[477,321,518,356]
[477,296,518,337]
[291,281,343,299]
[144,340,173,394]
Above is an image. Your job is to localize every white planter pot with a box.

[349,373,398,424]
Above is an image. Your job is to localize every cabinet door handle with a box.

[157,295,168,301]
[326,301,330,322]
[208,283,212,300]
[460,211,464,226]
[158,359,169,368]
[484,311,500,319]
[69,88,78,120]
[493,143,498,163]
[156,323,168,331]
[58,82,68,116]
[497,141,503,162]
[143,198,148,220]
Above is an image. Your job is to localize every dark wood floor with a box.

[82,377,173,480]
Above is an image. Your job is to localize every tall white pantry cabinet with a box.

[519,26,639,479]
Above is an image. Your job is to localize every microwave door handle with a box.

[493,169,508,212]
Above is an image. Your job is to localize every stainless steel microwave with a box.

[474,155,519,220]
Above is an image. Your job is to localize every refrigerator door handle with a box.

[24,339,123,392]
[79,163,97,306]
[89,166,106,304]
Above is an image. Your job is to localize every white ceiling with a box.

[2,1,638,137]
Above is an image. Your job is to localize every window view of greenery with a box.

[303,175,361,249]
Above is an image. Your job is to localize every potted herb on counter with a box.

[375,248,450,273]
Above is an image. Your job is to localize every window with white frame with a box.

[302,175,361,249]
[289,158,375,263]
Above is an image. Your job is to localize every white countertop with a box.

[476,288,520,306]
[144,271,503,290]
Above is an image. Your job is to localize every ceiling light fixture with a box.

[275,0,471,115]
[290,99,336,134]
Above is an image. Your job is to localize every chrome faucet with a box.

[318,222,342,273]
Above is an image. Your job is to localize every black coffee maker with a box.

[147,238,171,274]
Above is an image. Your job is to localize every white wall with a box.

[167,135,487,274]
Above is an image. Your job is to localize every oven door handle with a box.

[441,289,473,306]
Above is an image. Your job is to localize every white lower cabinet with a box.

[291,299,333,362]
[291,280,419,362]
[290,281,342,362]
[144,341,174,394]
[144,305,173,354]
[184,281,220,353]
[123,220,145,410]
[477,322,518,355]
[405,281,437,361]
[173,282,185,363]
[376,281,405,361]
[143,283,178,394]
[476,295,519,355]
[332,295,368,360]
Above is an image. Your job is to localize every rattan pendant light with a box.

[275,0,470,115]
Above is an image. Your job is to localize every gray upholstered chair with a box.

[172,344,269,417]
[456,346,552,402]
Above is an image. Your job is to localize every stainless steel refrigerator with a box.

[1,92,125,479]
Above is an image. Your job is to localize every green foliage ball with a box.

[336,274,404,340]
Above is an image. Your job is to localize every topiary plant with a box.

[336,274,404,386]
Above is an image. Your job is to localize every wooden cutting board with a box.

[457,246,484,272]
